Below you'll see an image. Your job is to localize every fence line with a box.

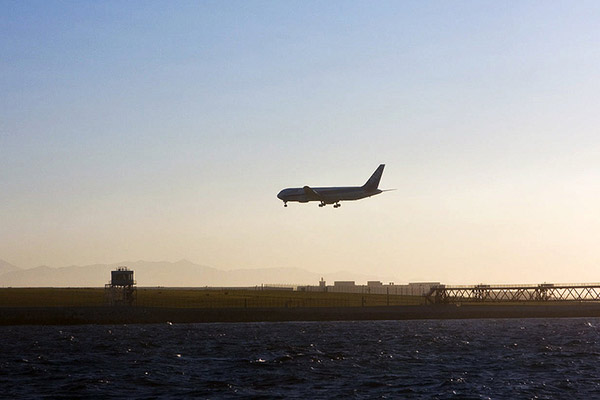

[0,288,425,308]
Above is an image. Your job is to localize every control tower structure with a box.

[105,267,136,305]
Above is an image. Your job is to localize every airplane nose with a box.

[277,190,284,200]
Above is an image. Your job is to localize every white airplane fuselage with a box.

[277,186,382,204]
[277,164,387,208]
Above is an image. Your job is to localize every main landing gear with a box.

[318,202,342,208]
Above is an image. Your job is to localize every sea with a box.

[2,318,600,399]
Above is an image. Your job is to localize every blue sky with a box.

[2,1,600,284]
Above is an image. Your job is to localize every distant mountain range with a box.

[0,259,20,276]
[0,259,397,288]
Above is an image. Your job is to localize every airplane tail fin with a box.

[363,164,385,192]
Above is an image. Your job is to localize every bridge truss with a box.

[426,283,600,304]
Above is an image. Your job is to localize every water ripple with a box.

[3,319,600,397]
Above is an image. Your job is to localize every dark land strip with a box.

[3,303,600,325]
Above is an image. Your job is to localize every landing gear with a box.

[319,202,341,208]
[283,202,287,207]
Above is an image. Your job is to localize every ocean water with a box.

[2,319,600,399]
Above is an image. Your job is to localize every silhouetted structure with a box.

[425,283,600,304]
[105,267,136,305]
[296,280,439,295]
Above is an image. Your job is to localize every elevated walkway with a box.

[425,283,600,304]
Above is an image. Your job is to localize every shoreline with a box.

[3,303,600,325]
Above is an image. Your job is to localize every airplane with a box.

[277,164,391,208]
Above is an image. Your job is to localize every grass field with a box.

[0,288,427,308]
[0,288,105,307]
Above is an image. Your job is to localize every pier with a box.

[426,283,600,304]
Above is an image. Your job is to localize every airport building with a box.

[296,279,440,296]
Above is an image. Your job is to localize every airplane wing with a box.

[303,185,322,201]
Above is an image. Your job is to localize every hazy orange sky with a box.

[2,2,600,284]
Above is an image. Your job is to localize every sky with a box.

[2,1,600,284]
